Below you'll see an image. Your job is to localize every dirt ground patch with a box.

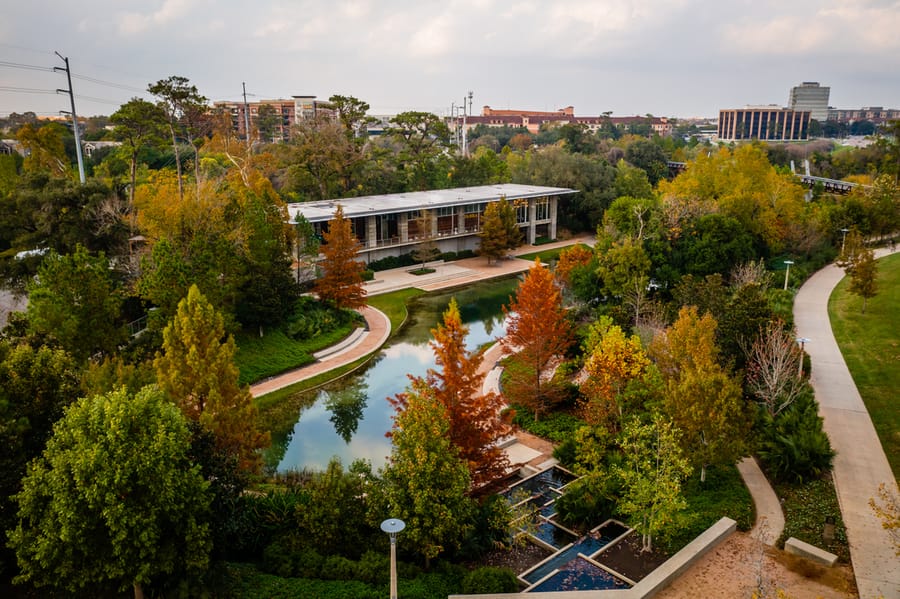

[655,532,857,599]
[595,531,669,582]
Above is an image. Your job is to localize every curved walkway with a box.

[249,305,390,397]
[794,249,900,599]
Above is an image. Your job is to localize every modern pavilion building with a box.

[286,184,577,263]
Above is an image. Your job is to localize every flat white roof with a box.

[287,184,576,223]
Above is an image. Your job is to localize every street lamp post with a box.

[797,337,810,377]
[381,518,405,599]
[840,228,850,254]
[783,260,794,291]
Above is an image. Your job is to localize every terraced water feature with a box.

[503,466,635,593]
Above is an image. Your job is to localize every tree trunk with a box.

[133,582,144,599]
[701,464,707,483]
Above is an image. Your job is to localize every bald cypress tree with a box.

[313,204,367,310]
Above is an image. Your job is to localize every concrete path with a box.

[736,457,784,546]
[794,248,900,599]
[249,305,390,397]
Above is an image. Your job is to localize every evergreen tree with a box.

[381,378,473,567]
[155,285,268,474]
[478,201,508,264]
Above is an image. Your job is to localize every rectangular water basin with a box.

[529,519,578,550]
[527,557,631,593]
[504,465,578,507]
[521,534,611,584]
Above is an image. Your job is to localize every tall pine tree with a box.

[155,284,268,474]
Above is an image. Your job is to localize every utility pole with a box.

[242,82,251,146]
[461,94,468,157]
[53,52,85,184]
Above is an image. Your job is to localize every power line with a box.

[0,60,53,72]
[0,86,57,94]
[70,73,146,94]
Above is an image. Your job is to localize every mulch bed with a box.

[475,542,553,573]
[594,531,670,582]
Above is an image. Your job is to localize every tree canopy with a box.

[9,386,211,598]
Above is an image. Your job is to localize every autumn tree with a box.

[392,298,509,488]
[155,284,268,474]
[410,210,440,268]
[502,258,573,421]
[838,230,879,313]
[110,98,166,231]
[581,317,651,430]
[381,378,473,567]
[614,414,692,552]
[148,76,207,201]
[651,307,750,481]
[9,386,211,598]
[744,319,806,418]
[16,122,69,177]
[313,204,367,310]
[554,244,594,288]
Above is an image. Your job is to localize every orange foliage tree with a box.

[502,258,573,421]
[554,244,594,289]
[391,298,509,489]
[313,204,366,310]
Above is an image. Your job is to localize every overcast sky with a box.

[2,0,899,120]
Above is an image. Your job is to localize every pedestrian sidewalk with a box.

[736,457,784,546]
[249,305,390,398]
[794,247,899,599]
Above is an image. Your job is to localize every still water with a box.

[271,277,520,473]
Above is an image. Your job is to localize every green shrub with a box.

[294,548,325,579]
[554,474,619,529]
[439,251,457,261]
[461,567,519,593]
[320,555,358,581]
[362,269,375,281]
[355,551,389,585]
[368,253,416,271]
[757,391,835,483]
[511,405,586,443]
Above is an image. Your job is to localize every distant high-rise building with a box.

[789,82,830,122]
[718,106,810,141]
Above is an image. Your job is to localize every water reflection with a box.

[272,277,520,473]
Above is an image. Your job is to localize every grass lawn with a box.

[516,243,591,264]
[367,288,424,333]
[828,252,900,479]
[235,321,358,385]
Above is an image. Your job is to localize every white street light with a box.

[797,337,810,377]
[840,228,850,254]
[783,260,794,291]
[381,518,406,599]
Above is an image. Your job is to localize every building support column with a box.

[367,216,377,249]
[528,199,537,244]
[549,197,558,240]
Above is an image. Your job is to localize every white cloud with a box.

[117,0,196,35]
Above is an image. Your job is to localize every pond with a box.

[270,277,520,473]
